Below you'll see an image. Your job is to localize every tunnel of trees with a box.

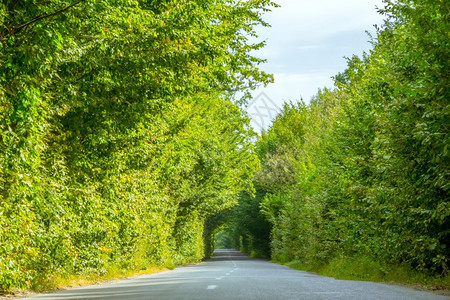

[0,0,448,292]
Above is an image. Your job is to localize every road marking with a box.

[216,277,223,280]
[207,285,217,290]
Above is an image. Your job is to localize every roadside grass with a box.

[0,264,171,298]
[279,257,449,295]
[29,264,170,293]
[2,253,197,297]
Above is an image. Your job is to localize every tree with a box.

[0,0,276,291]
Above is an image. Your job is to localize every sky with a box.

[245,0,386,131]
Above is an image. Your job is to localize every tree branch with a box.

[16,0,84,31]
[1,0,84,40]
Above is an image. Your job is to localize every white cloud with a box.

[259,0,384,45]
[252,71,335,106]
[245,0,386,131]
[266,0,384,25]
[297,45,319,51]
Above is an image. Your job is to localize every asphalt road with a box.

[26,249,448,300]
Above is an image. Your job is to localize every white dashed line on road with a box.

[207,285,217,290]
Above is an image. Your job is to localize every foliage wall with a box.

[0,0,275,291]
[255,0,448,275]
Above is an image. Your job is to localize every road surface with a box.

[26,249,448,300]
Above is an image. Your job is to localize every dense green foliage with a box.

[0,0,276,291]
[230,0,449,277]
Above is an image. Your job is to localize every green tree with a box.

[0,0,276,291]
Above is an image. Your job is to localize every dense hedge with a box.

[0,0,275,291]
[228,0,448,275]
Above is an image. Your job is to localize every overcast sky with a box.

[245,0,385,130]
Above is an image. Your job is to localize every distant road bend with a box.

[27,249,448,300]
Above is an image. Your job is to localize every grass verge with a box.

[278,256,449,296]
[1,264,172,298]
[42,265,169,291]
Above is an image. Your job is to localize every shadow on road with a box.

[205,249,263,261]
